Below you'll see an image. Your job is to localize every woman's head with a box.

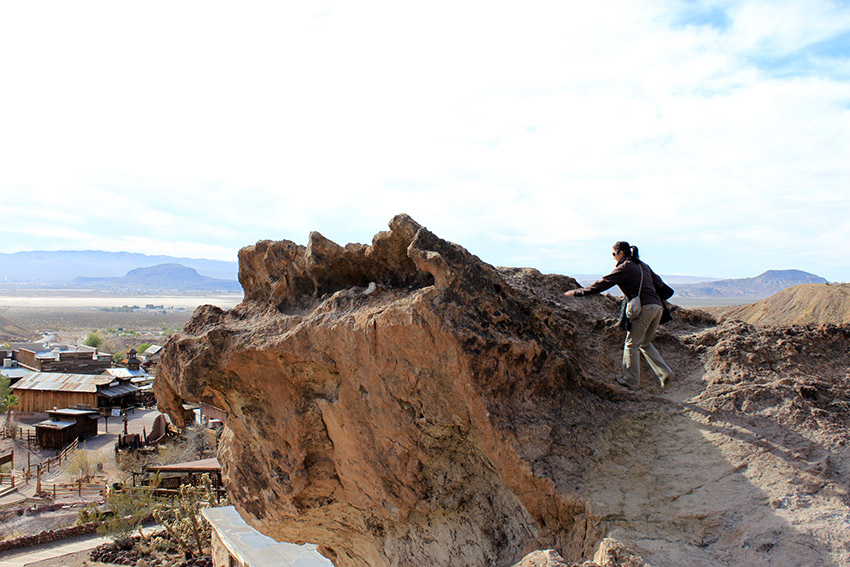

[612,241,640,262]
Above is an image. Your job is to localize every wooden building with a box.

[34,408,100,449]
[12,372,140,413]
[14,346,112,374]
[139,458,225,499]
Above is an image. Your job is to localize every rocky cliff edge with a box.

[156,215,850,567]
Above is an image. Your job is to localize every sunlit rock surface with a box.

[158,215,850,567]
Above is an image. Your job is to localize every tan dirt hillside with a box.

[722,283,850,326]
[0,312,36,342]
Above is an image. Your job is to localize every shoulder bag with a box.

[626,264,643,320]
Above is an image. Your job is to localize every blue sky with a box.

[1,1,849,282]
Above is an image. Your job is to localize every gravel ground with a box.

[21,549,107,567]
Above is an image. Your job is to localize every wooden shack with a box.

[12,372,140,413]
[139,457,225,500]
[35,408,99,449]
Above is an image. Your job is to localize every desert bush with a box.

[117,424,216,475]
[116,447,158,474]
[83,331,104,348]
[81,480,158,547]
[155,425,216,466]
[65,449,103,482]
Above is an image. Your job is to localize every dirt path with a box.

[580,357,850,566]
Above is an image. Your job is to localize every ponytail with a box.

[613,241,641,263]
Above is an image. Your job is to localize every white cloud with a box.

[1,1,849,280]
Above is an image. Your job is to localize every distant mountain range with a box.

[576,269,826,303]
[0,250,238,286]
[673,270,827,299]
[0,250,827,303]
[73,263,242,293]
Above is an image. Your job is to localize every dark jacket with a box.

[572,257,668,306]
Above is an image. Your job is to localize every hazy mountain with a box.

[73,264,241,292]
[0,250,238,285]
[722,283,850,326]
[674,270,827,299]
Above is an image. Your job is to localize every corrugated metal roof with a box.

[48,408,99,416]
[147,458,221,472]
[105,368,148,378]
[34,420,75,430]
[99,383,140,398]
[11,372,113,393]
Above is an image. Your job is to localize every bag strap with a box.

[634,263,644,300]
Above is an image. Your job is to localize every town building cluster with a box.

[1,342,158,448]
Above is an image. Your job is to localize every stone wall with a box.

[0,522,97,552]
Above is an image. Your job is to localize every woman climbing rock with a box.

[564,241,675,390]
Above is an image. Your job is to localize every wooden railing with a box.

[37,480,107,499]
[30,437,79,477]
[2,425,38,452]
[0,470,26,488]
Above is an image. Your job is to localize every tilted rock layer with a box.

[157,215,850,567]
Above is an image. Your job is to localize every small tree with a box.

[2,392,18,431]
[137,343,152,354]
[84,331,104,348]
[0,375,11,399]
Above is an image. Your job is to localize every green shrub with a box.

[84,332,104,348]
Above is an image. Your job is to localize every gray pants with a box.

[622,303,673,387]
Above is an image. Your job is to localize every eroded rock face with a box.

[157,215,850,567]
[157,215,636,566]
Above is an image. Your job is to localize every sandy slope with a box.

[722,283,850,326]
[577,318,850,566]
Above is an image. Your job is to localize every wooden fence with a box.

[36,479,107,499]
[0,470,25,488]
[1,425,38,451]
[42,437,79,472]
[5,437,84,488]
[0,434,105,500]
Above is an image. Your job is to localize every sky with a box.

[1,1,849,282]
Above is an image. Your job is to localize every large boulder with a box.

[156,215,850,567]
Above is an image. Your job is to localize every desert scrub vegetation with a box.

[65,449,104,482]
[83,331,104,347]
[80,473,225,558]
[117,424,217,474]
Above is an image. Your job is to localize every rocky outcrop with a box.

[157,215,850,567]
